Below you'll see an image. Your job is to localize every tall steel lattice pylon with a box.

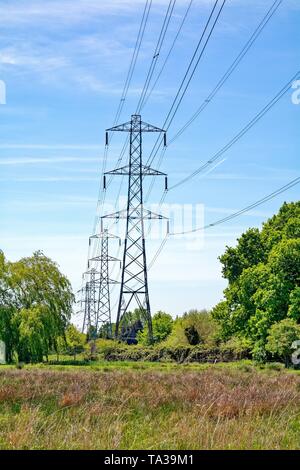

[81,268,99,339]
[103,114,168,343]
[82,230,120,338]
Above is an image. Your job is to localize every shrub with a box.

[137,311,173,345]
[163,310,218,348]
[266,319,300,367]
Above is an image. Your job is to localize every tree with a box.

[219,228,265,283]
[0,251,74,362]
[266,319,300,367]
[163,309,218,347]
[65,324,85,359]
[138,311,173,345]
[212,201,300,352]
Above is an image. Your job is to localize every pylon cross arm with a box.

[105,164,166,176]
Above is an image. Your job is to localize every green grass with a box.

[1,361,300,449]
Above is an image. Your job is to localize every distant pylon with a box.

[81,268,99,340]
[88,229,120,338]
[103,114,168,343]
[81,230,120,338]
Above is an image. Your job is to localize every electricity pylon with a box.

[103,114,167,343]
[81,268,99,340]
[82,230,120,338]
[89,229,120,338]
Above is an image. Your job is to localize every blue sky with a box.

[0,0,299,324]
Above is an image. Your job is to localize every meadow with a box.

[1,361,300,450]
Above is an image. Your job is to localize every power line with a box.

[106,0,174,190]
[170,177,300,235]
[147,176,300,270]
[144,0,282,202]
[114,0,153,126]
[92,1,152,235]
[136,0,177,113]
[148,234,169,271]
[169,71,300,191]
[141,0,195,110]
[144,0,226,202]
[169,0,283,145]
[96,0,151,193]
[147,0,227,166]
[110,0,224,209]
[84,1,153,285]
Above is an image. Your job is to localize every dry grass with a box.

[1,366,300,449]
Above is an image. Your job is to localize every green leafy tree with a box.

[0,251,74,362]
[163,309,218,347]
[138,311,173,345]
[65,324,85,359]
[212,201,300,353]
[266,319,300,367]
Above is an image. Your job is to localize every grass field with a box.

[1,361,300,450]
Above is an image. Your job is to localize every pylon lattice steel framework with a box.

[104,114,167,342]
[82,230,120,338]
[81,268,99,338]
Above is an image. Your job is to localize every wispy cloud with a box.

[0,176,100,182]
[0,144,102,149]
[0,156,102,165]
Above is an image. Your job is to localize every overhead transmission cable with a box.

[94,0,151,214]
[144,0,282,202]
[171,176,300,235]
[169,71,300,191]
[131,0,227,282]
[84,0,152,279]
[105,0,153,189]
[141,0,195,110]
[106,0,175,189]
[146,0,227,167]
[145,70,299,270]
[135,0,177,113]
[101,1,178,298]
[147,176,300,270]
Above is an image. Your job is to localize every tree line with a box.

[1,201,299,365]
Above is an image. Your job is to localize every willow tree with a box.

[0,250,74,362]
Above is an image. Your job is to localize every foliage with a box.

[265,319,300,367]
[212,202,300,352]
[163,309,218,347]
[64,324,85,359]
[0,250,74,362]
[184,325,200,345]
[102,344,250,363]
[119,308,145,344]
[137,311,173,345]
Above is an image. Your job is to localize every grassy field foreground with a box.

[1,364,300,449]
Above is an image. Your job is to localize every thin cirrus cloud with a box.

[0,176,100,182]
[0,144,102,149]
[0,156,103,166]
[0,0,211,26]
[0,0,288,27]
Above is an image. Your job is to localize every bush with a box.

[163,310,218,347]
[252,343,268,364]
[266,319,300,367]
[137,311,173,345]
[102,344,251,363]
